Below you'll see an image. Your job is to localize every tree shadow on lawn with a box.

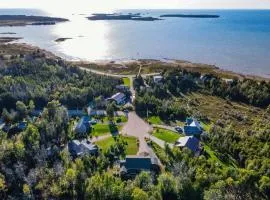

[109,123,119,136]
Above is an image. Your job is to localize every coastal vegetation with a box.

[0,55,120,111]
[134,68,270,199]
[0,43,269,199]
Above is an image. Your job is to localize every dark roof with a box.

[75,116,90,134]
[175,136,199,152]
[122,156,153,171]
[184,126,202,135]
[184,118,203,135]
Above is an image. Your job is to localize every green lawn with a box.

[148,116,163,125]
[92,124,120,136]
[95,136,138,155]
[152,128,181,143]
[124,136,138,155]
[115,115,128,123]
[92,124,110,136]
[122,77,130,87]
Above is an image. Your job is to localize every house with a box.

[68,139,98,157]
[222,78,234,84]
[184,118,203,135]
[175,136,200,153]
[153,75,163,83]
[120,156,160,179]
[88,108,107,117]
[68,110,85,117]
[17,121,27,131]
[116,84,129,91]
[108,92,126,105]
[74,116,91,135]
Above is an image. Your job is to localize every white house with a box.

[108,92,126,105]
[153,75,163,83]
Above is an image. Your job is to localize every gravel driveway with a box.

[122,112,153,155]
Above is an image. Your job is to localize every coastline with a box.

[0,42,269,81]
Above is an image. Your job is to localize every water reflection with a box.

[51,15,110,60]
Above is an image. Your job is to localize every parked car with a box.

[175,126,183,133]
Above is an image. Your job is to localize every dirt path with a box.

[122,112,153,155]
[91,134,111,143]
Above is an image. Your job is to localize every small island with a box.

[87,13,161,21]
[0,15,69,27]
[0,37,22,43]
[55,37,72,42]
[160,14,220,18]
[0,32,17,35]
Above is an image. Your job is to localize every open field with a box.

[179,92,267,133]
[95,136,138,155]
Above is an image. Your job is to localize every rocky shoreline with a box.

[0,42,268,81]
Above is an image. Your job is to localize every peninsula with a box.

[0,15,69,27]
[160,14,220,18]
[87,13,161,21]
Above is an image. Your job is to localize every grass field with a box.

[95,136,138,155]
[92,124,120,136]
[148,116,163,125]
[152,128,181,143]
[185,92,265,132]
[122,77,130,87]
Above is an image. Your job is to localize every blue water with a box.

[0,9,270,77]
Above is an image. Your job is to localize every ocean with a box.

[0,9,270,77]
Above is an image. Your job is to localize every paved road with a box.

[152,124,179,133]
[148,135,174,149]
[79,66,159,79]
[122,112,153,155]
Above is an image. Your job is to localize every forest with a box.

[133,69,270,199]
[0,56,120,111]
[0,55,269,199]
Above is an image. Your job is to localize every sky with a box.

[0,0,270,13]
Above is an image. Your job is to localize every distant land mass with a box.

[0,36,22,43]
[87,13,161,21]
[160,14,220,18]
[0,15,69,27]
[55,37,72,42]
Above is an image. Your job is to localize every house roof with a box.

[175,136,199,152]
[110,92,125,102]
[69,139,98,156]
[122,156,153,170]
[153,75,163,79]
[81,139,98,151]
[75,116,90,133]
